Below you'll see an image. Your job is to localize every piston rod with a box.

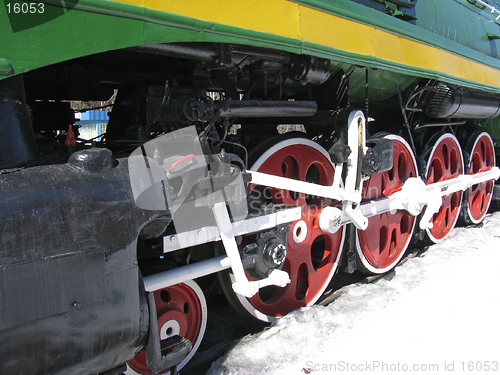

[143,255,231,292]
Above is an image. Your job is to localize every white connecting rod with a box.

[249,170,357,202]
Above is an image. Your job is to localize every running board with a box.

[163,206,301,252]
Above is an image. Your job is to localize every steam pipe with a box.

[220,100,317,118]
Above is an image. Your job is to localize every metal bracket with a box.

[212,201,290,298]
[145,292,192,375]
[163,206,301,252]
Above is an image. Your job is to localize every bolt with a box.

[72,301,82,311]
[272,244,286,264]
[265,242,287,266]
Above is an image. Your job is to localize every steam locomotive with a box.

[1,0,499,374]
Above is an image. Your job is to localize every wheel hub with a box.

[263,240,287,268]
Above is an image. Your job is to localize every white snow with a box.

[207,211,500,375]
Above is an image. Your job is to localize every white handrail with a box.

[471,0,500,21]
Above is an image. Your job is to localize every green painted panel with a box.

[415,0,494,57]
[348,68,419,102]
[0,0,304,81]
[480,117,500,145]
[2,0,500,97]
[0,1,145,77]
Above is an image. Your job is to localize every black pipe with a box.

[129,43,289,66]
[130,43,218,62]
[220,100,317,118]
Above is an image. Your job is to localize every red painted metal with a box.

[65,124,76,147]
[169,154,196,173]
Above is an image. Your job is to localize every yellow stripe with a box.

[111,0,500,88]
[114,0,302,39]
[298,6,500,85]
[300,7,500,86]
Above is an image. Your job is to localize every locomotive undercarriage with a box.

[1,42,499,374]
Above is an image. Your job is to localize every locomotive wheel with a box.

[462,132,496,224]
[219,138,345,322]
[422,133,464,243]
[356,135,418,274]
[127,280,207,375]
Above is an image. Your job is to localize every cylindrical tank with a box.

[423,84,500,119]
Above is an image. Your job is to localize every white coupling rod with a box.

[431,167,500,195]
[319,167,500,234]
[144,205,301,293]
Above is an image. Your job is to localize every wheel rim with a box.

[356,135,417,274]
[424,133,464,242]
[127,280,207,375]
[228,139,345,322]
[464,132,496,224]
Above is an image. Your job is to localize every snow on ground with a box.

[208,212,500,375]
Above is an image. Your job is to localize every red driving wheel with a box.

[423,133,464,243]
[463,132,496,224]
[219,138,345,322]
[356,135,417,274]
[127,280,207,374]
